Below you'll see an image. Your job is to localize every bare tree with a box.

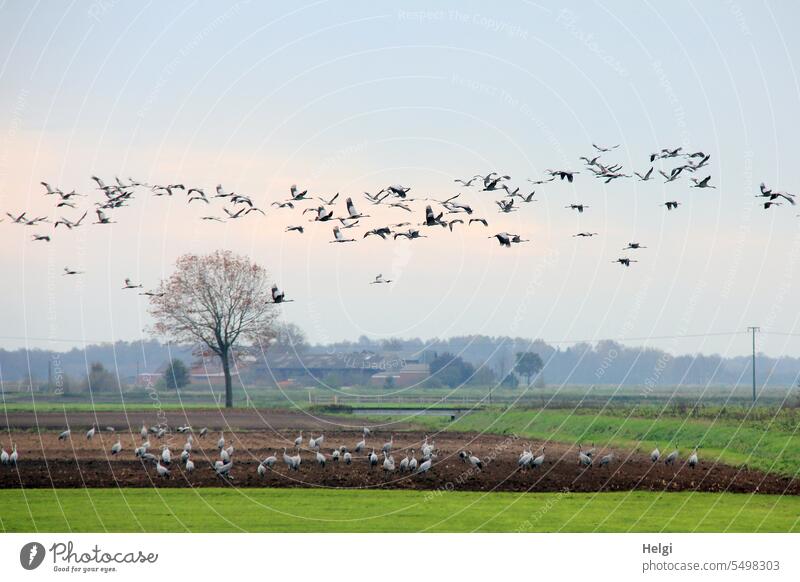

[149,250,277,407]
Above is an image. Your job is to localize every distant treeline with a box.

[1,335,799,387]
[317,336,800,387]
[0,341,194,385]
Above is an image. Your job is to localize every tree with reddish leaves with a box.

[148,250,277,408]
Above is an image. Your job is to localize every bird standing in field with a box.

[214,460,233,478]
[383,451,395,476]
[408,449,418,472]
[518,446,532,470]
[467,451,483,470]
[532,447,545,469]
[309,434,324,450]
[399,451,410,472]
[283,448,298,470]
[650,445,661,463]
[156,461,170,479]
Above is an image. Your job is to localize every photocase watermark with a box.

[339,352,406,371]
[509,247,562,334]
[397,9,529,40]
[45,247,66,394]
[307,140,371,183]
[87,0,120,22]
[450,74,569,166]
[720,148,754,302]
[513,486,570,532]
[594,274,654,380]
[726,0,752,38]
[19,542,46,570]
[138,1,251,118]
[556,9,628,78]
[640,279,707,397]
[595,348,618,380]
[20,540,159,573]
[50,354,65,395]
[422,433,520,502]
[651,59,691,148]
[143,374,171,439]
[0,88,28,194]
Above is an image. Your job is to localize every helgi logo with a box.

[20,542,46,570]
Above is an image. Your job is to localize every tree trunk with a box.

[220,348,233,408]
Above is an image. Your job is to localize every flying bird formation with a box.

[5,143,793,286]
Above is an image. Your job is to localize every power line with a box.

[541,331,745,345]
[2,329,800,350]
[760,331,800,337]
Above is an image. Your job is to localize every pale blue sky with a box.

[1,1,799,357]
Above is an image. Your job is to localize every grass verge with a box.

[1,488,797,532]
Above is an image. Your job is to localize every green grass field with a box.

[5,381,797,412]
[1,489,798,532]
[358,408,800,477]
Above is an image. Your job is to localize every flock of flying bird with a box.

[3,143,795,295]
[0,424,700,482]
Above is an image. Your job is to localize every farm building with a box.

[251,350,399,386]
[370,363,431,387]
[189,349,250,383]
[250,350,416,387]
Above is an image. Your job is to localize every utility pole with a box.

[747,326,760,403]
